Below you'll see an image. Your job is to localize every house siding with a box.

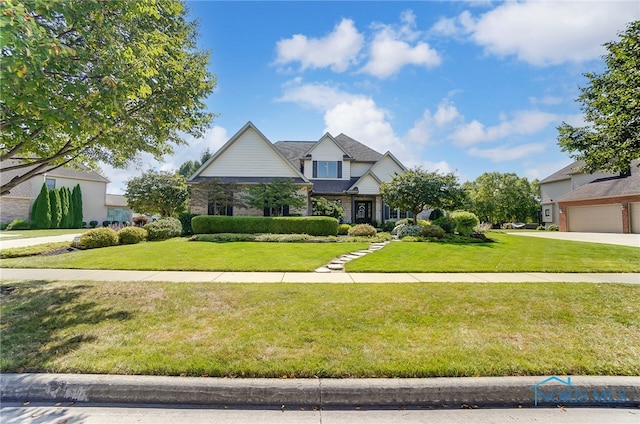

[350,162,372,177]
[370,156,404,182]
[355,174,380,195]
[0,197,31,223]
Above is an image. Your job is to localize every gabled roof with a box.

[273,133,384,164]
[334,134,383,162]
[310,178,360,195]
[189,121,309,183]
[348,170,383,192]
[304,133,353,159]
[557,168,640,202]
[273,141,316,164]
[539,160,585,184]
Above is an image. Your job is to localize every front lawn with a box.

[0,238,370,272]
[2,281,638,377]
[345,233,640,273]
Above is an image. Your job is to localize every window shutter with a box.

[337,161,342,179]
[312,161,318,178]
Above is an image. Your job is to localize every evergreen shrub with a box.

[347,224,377,237]
[118,226,148,244]
[191,216,338,236]
[79,227,119,249]
[144,217,183,241]
[337,224,351,235]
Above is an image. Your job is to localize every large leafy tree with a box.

[125,170,189,217]
[245,178,307,217]
[0,0,216,195]
[380,168,465,225]
[463,172,540,225]
[557,20,640,174]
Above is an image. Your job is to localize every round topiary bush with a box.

[348,223,377,237]
[118,226,148,245]
[79,227,119,249]
[397,224,421,239]
[419,224,445,239]
[337,224,351,235]
[433,216,455,234]
[144,217,183,241]
[451,211,479,236]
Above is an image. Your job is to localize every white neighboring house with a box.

[0,159,132,225]
[539,160,640,233]
[188,121,408,224]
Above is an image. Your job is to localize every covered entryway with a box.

[630,203,640,234]
[567,205,622,233]
[354,200,373,224]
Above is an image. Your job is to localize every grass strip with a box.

[345,232,640,273]
[1,280,638,377]
[0,242,73,258]
[0,238,370,272]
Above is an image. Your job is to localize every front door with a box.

[355,201,373,224]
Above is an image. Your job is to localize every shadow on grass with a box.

[0,281,132,372]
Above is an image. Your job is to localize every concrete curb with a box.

[2,374,639,408]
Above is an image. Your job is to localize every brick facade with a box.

[558,195,640,233]
[0,197,32,223]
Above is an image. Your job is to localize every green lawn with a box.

[0,229,88,239]
[0,238,370,272]
[345,233,640,273]
[2,281,638,377]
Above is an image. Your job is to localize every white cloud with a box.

[406,99,462,145]
[274,18,364,72]
[468,142,546,162]
[360,10,441,78]
[449,110,558,146]
[529,96,563,106]
[525,158,574,181]
[420,160,455,174]
[468,1,638,66]
[276,79,360,111]
[430,11,475,37]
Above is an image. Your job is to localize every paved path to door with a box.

[507,231,639,247]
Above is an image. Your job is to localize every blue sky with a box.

[103,0,639,194]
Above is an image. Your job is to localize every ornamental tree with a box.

[49,187,62,229]
[125,170,189,218]
[0,0,216,195]
[245,178,307,217]
[31,182,51,229]
[380,168,465,225]
[71,184,83,228]
[557,20,640,174]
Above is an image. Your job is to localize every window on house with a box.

[312,161,342,178]
[544,208,550,217]
[384,205,412,220]
[45,178,56,190]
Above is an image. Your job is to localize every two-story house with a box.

[540,160,640,233]
[187,121,407,224]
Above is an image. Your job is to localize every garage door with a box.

[630,203,640,234]
[567,205,622,233]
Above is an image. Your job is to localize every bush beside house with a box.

[192,215,338,236]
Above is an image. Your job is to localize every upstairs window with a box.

[312,161,342,178]
[45,178,56,189]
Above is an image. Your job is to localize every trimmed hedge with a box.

[144,217,182,241]
[79,227,119,249]
[348,224,377,237]
[118,226,148,245]
[191,215,338,236]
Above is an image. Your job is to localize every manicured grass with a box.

[0,242,73,258]
[0,238,370,272]
[0,229,87,239]
[345,233,640,273]
[1,281,638,377]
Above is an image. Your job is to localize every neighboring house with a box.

[0,159,131,225]
[539,160,640,233]
[188,121,408,224]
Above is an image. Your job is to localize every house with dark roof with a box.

[0,159,131,225]
[539,160,640,233]
[188,121,407,224]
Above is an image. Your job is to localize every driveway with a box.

[507,231,640,248]
[0,234,82,249]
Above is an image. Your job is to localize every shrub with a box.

[382,221,396,232]
[89,220,98,228]
[451,211,479,236]
[6,219,34,230]
[402,236,421,242]
[502,222,513,230]
[133,215,149,227]
[311,197,345,220]
[179,213,198,236]
[337,224,351,235]
[433,216,454,234]
[474,222,493,233]
[144,217,182,241]
[547,224,559,231]
[254,233,313,242]
[191,216,338,236]
[118,226,147,245]
[79,227,119,249]
[347,224,377,237]
[370,220,380,229]
[345,232,392,243]
[397,224,421,238]
[419,224,445,239]
[102,220,111,227]
[429,209,444,221]
[537,225,546,231]
[191,233,257,243]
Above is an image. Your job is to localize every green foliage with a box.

[125,170,189,218]
[347,224,377,237]
[89,221,98,228]
[0,0,216,195]
[71,185,83,229]
[433,216,455,234]
[312,197,345,220]
[6,219,33,230]
[191,216,338,236]
[178,213,198,236]
[118,227,148,245]
[547,224,559,231]
[254,234,315,243]
[451,211,480,236]
[244,178,307,216]
[381,221,396,232]
[32,183,51,229]
[463,172,540,224]
[380,167,464,225]
[429,209,444,221]
[144,218,183,241]
[79,228,119,249]
[401,236,421,242]
[345,232,392,243]
[49,189,62,229]
[190,233,257,243]
[337,224,352,235]
[558,21,640,174]
[59,187,72,229]
[419,224,446,239]
[397,225,421,239]
[177,149,212,178]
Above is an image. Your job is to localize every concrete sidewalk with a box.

[1,374,639,409]
[1,268,639,283]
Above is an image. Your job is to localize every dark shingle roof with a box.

[539,160,586,184]
[310,178,360,194]
[273,141,315,164]
[273,134,383,166]
[557,167,640,202]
